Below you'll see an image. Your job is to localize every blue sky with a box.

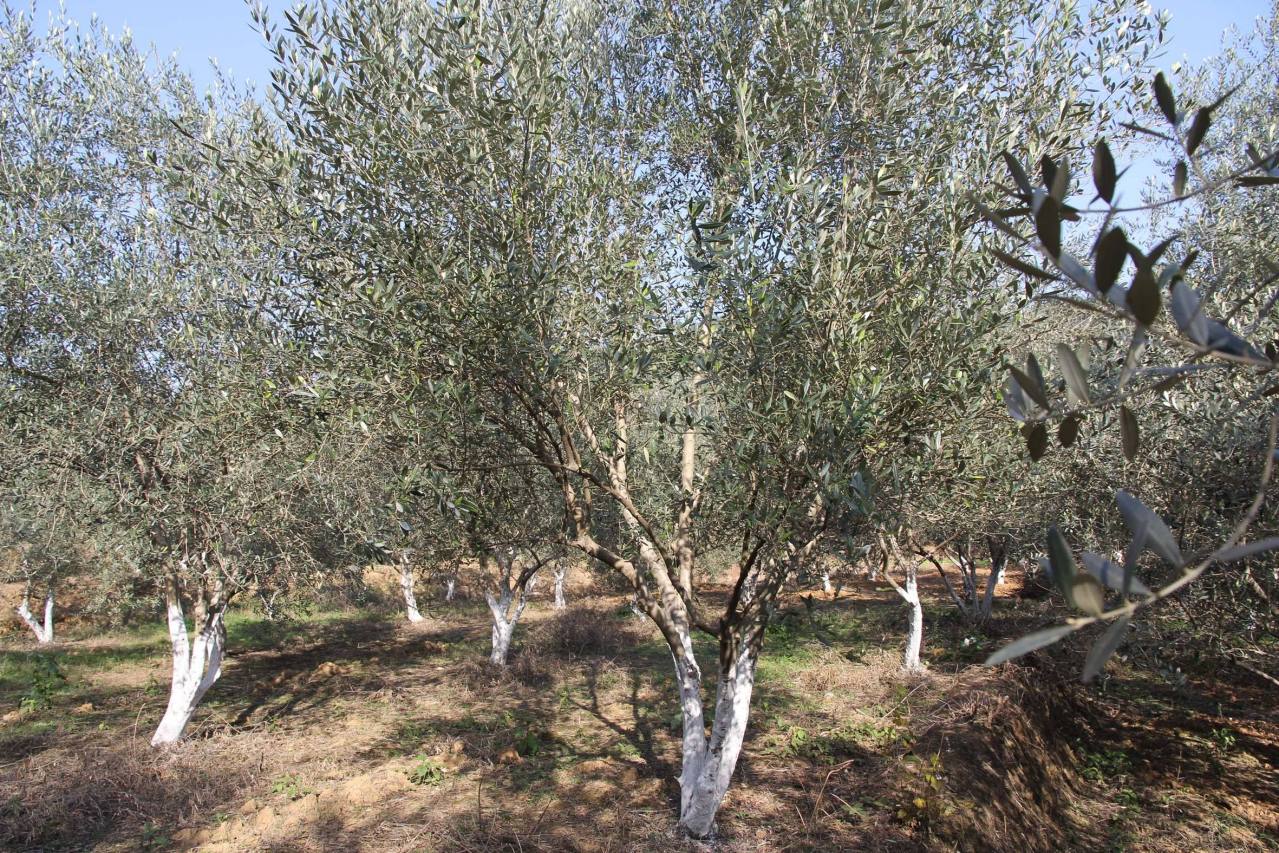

[26,1,1273,93]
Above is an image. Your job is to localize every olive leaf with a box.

[1082,615,1131,683]
[1116,490,1184,566]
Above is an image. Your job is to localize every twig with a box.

[809,758,857,827]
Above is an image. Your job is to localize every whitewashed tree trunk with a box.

[553,563,567,609]
[484,549,539,666]
[400,555,424,623]
[821,570,833,595]
[16,585,55,644]
[486,589,526,665]
[903,570,924,673]
[444,574,457,601]
[152,581,227,746]
[880,537,925,674]
[489,610,514,665]
[672,626,759,838]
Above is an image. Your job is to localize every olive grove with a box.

[4,0,1277,845]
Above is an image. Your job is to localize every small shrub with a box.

[509,649,554,687]
[896,753,963,829]
[139,821,170,851]
[512,727,543,758]
[14,654,67,712]
[0,738,257,849]
[407,755,446,786]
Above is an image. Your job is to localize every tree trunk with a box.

[444,575,457,602]
[673,629,759,839]
[903,566,925,673]
[553,563,567,609]
[486,589,528,666]
[821,570,833,595]
[16,584,54,644]
[400,557,424,623]
[880,538,926,674]
[979,536,1008,622]
[152,580,226,746]
[489,614,513,664]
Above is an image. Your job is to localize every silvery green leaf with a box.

[1046,525,1077,597]
[1169,281,1209,346]
[1071,574,1107,616]
[1004,375,1028,422]
[1116,491,1183,566]
[1204,319,1267,362]
[1215,537,1279,562]
[1055,252,1096,294]
[985,623,1080,665]
[1081,552,1151,596]
[1056,344,1090,405]
[1082,615,1131,683]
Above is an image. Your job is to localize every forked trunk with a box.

[400,557,424,623]
[485,588,527,666]
[152,581,227,746]
[16,584,55,644]
[673,628,758,838]
[444,575,457,601]
[553,563,567,609]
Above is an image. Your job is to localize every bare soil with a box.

[0,570,1275,852]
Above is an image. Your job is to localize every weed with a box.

[778,719,908,761]
[896,753,965,829]
[513,727,543,758]
[1079,746,1131,783]
[407,755,446,786]
[1116,786,1140,810]
[391,719,438,754]
[610,740,641,759]
[1208,726,1237,754]
[16,654,67,712]
[139,821,169,851]
[269,773,311,800]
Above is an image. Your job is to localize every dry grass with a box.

[1,733,265,849]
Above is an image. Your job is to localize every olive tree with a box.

[1,482,77,644]
[0,10,323,744]
[260,0,1159,835]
